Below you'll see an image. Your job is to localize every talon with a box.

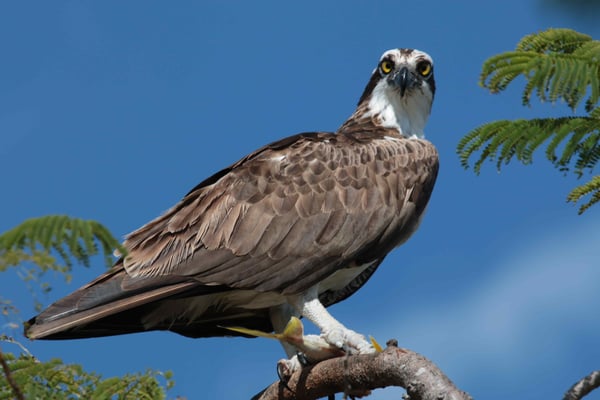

[277,354,302,382]
[297,352,310,366]
[276,361,295,394]
[277,359,293,381]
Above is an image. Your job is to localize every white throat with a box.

[363,81,432,139]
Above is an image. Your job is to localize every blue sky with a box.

[1,1,599,399]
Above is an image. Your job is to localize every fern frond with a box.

[567,175,600,214]
[558,127,589,169]
[458,116,599,176]
[90,221,126,267]
[461,29,600,213]
[574,133,600,175]
[0,217,125,309]
[482,52,535,93]
[480,28,600,111]
[524,55,551,106]
[572,40,600,61]
[457,120,511,172]
[0,216,124,271]
[585,58,600,112]
[520,122,552,162]
[516,28,592,54]
[0,351,173,399]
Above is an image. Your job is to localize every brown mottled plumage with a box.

[25,49,439,352]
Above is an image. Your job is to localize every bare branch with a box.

[0,347,25,400]
[252,341,471,400]
[564,371,600,400]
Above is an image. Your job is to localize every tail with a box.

[24,263,199,340]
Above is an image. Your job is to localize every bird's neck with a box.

[338,89,431,139]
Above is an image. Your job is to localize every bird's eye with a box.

[417,61,432,77]
[380,60,394,75]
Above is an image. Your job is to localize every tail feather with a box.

[25,261,277,341]
[25,263,199,340]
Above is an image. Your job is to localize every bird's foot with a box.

[276,328,375,385]
[277,354,303,382]
[322,326,375,355]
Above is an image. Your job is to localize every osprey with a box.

[25,48,438,365]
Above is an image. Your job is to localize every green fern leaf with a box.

[0,351,173,399]
[558,127,589,168]
[516,28,592,53]
[567,175,600,213]
[0,216,121,271]
[586,67,600,112]
[523,56,548,106]
[544,118,576,163]
[41,215,63,250]
[457,120,513,173]
[480,29,600,112]
[521,122,552,162]
[80,217,96,255]
[573,40,600,61]
[482,52,534,93]
[90,221,126,266]
[459,115,598,176]
[574,133,600,175]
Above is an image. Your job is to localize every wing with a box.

[122,131,439,295]
[25,131,438,340]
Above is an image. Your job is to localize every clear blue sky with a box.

[1,1,599,399]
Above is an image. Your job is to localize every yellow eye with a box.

[417,61,432,77]
[380,60,394,75]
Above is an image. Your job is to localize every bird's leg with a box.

[289,286,374,355]
[269,304,304,379]
[269,304,299,358]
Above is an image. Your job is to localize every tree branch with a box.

[564,371,600,400]
[0,348,25,400]
[252,341,471,400]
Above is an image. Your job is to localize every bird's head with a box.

[353,48,435,139]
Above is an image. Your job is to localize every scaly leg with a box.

[289,286,374,355]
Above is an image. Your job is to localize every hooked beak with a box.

[393,67,412,97]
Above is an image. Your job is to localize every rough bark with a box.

[252,341,471,400]
[0,348,25,400]
[563,371,600,400]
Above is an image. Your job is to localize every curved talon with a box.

[277,355,301,380]
[297,352,310,366]
[276,360,294,395]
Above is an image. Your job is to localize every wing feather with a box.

[122,132,439,295]
[252,214,298,257]
[228,204,275,254]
